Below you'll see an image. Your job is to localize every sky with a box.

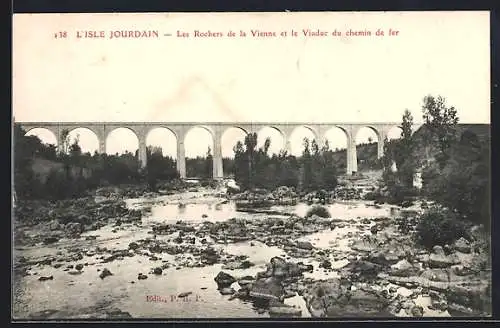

[13,12,490,158]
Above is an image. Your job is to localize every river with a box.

[13,184,484,319]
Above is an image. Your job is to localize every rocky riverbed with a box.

[12,178,491,319]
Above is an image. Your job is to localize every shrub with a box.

[306,205,331,218]
[415,206,469,250]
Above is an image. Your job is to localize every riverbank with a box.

[12,179,491,319]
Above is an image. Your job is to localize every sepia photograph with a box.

[12,11,491,320]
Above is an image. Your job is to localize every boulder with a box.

[43,236,60,244]
[99,268,113,279]
[420,269,449,282]
[214,271,236,288]
[429,253,459,269]
[305,279,391,317]
[249,277,284,301]
[296,241,314,250]
[453,237,472,254]
[390,259,420,277]
[219,287,236,295]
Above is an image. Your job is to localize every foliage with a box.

[232,133,301,190]
[415,206,469,249]
[145,146,179,191]
[231,133,340,192]
[421,95,459,166]
[421,130,490,226]
[305,205,331,218]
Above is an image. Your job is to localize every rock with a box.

[433,245,445,256]
[453,238,471,254]
[49,220,61,230]
[420,269,449,282]
[391,259,420,277]
[99,268,113,279]
[306,279,391,317]
[270,257,288,278]
[128,242,140,250]
[341,260,382,281]
[38,275,53,281]
[410,305,424,317]
[429,253,459,269]
[446,282,491,311]
[249,277,284,301]
[201,247,219,265]
[153,267,162,275]
[68,270,82,275]
[75,264,84,271]
[320,259,332,269]
[237,276,255,289]
[65,222,83,235]
[214,271,236,288]
[452,265,476,277]
[269,305,302,317]
[138,273,148,280]
[43,236,59,244]
[219,287,236,295]
[296,241,314,250]
[368,252,401,266]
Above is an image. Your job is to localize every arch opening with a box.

[221,127,247,178]
[257,126,284,156]
[106,128,139,156]
[146,127,177,159]
[355,126,381,172]
[325,127,348,152]
[324,127,349,173]
[289,126,317,157]
[386,126,404,141]
[24,128,57,147]
[67,127,99,155]
[184,126,214,179]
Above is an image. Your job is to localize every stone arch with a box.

[221,126,248,158]
[223,125,249,135]
[354,126,382,172]
[24,127,58,146]
[386,125,404,141]
[105,127,140,155]
[256,126,285,155]
[184,126,214,179]
[66,127,100,154]
[356,125,382,144]
[220,126,248,178]
[184,125,215,149]
[145,127,178,159]
[323,126,349,151]
[289,125,318,156]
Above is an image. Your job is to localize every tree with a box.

[206,146,213,179]
[395,109,416,187]
[421,95,459,165]
[60,129,71,155]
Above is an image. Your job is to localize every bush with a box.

[415,206,469,250]
[305,205,331,218]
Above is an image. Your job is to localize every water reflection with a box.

[128,198,393,225]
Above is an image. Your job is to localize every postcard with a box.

[12,11,491,320]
